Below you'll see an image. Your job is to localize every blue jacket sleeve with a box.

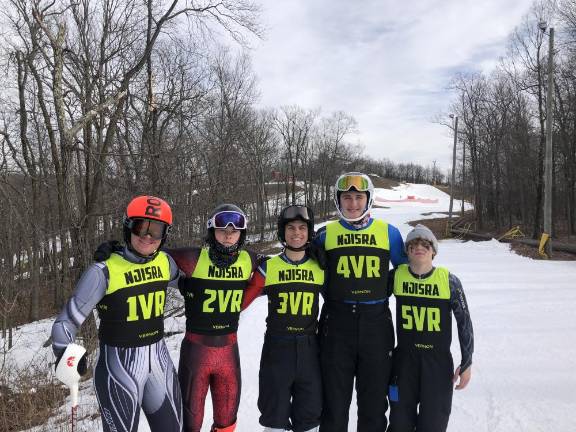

[388,224,408,267]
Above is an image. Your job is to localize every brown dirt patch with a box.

[407,216,460,240]
[509,241,576,261]
[408,214,576,261]
[368,175,400,190]
[434,184,470,202]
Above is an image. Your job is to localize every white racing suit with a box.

[51,247,183,432]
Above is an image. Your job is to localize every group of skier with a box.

[51,171,474,432]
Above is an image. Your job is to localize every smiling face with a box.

[284,220,309,250]
[406,238,435,265]
[214,226,241,247]
[339,190,368,220]
[130,233,162,257]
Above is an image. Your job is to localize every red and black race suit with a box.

[174,247,254,335]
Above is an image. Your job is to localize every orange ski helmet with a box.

[125,195,173,225]
[123,196,173,255]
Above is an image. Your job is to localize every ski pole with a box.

[70,382,78,432]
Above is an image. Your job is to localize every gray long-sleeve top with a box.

[51,247,180,357]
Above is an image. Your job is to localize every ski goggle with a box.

[407,239,433,251]
[129,218,169,240]
[282,205,312,222]
[337,174,370,192]
[207,211,247,230]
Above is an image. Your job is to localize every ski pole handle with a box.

[70,383,79,407]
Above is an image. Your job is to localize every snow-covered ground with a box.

[5,183,576,431]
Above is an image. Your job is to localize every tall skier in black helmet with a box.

[243,205,326,432]
[314,173,407,432]
[51,195,183,432]
[169,204,263,432]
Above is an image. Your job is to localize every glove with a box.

[55,351,88,376]
[307,242,327,270]
[93,240,122,261]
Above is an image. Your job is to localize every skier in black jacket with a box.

[314,172,407,432]
[243,205,325,432]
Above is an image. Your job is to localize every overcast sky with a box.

[249,0,535,170]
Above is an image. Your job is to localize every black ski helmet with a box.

[277,205,315,251]
[206,203,247,251]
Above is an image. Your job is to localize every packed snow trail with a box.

[14,183,576,431]
[160,183,576,432]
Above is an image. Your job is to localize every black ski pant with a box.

[387,348,454,432]
[258,333,322,432]
[319,301,395,432]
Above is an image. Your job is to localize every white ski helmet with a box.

[334,172,374,222]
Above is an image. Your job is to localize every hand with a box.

[453,365,471,390]
[93,240,122,261]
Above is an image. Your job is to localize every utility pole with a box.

[461,140,465,217]
[448,114,458,232]
[541,23,554,258]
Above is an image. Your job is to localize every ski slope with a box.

[10,183,576,431]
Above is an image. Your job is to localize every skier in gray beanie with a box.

[405,224,438,256]
[388,222,474,432]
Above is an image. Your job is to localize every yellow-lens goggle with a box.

[337,175,370,192]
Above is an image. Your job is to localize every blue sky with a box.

[249,0,536,170]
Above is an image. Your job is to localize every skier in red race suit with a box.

[168,204,264,432]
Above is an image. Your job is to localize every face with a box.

[130,233,162,257]
[407,238,435,264]
[339,191,368,219]
[214,226,241,247]
[284,220,308,249]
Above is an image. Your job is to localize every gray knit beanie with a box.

[405,224,438,254]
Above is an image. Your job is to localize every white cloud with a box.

[251,0,534,169]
